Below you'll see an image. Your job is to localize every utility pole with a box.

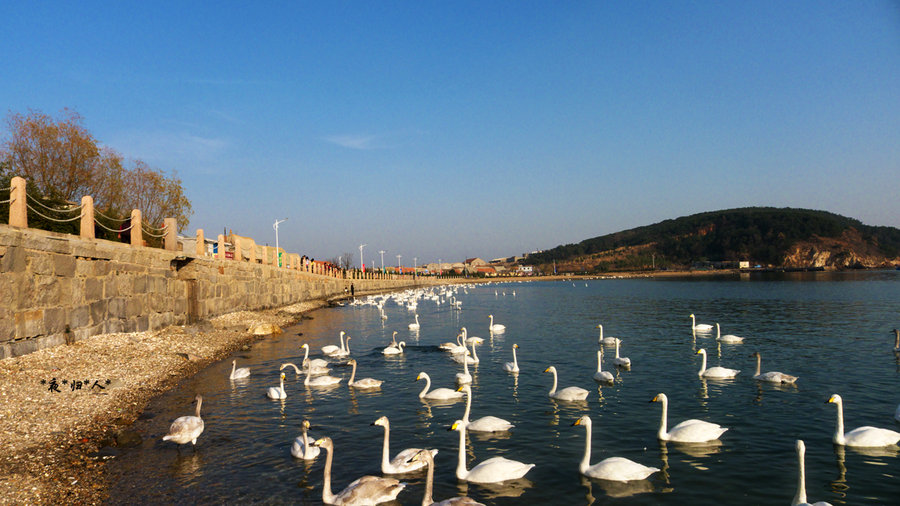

[379,250,385,272]
[359,244,367,272]
[273,218,288,267]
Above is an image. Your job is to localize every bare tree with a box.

[340,252,354,270]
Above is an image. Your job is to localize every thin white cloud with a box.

[323,134,384,150]
[106,130,229,165]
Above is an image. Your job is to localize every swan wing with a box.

[351,378,383,389]
[552,387,589,401]
[584,457,660,482]
[466,456,534,483]
[334,475,405,505]
[387,447,437,473]
[754,371,798,383]
[163,415,204,444]
[667,419,727,442]
[467,416,514,432]
[291,438,320,460]
[425,388,464,400]
[321,345,339,355]
[231,367,250,379]
[308,376,342,386]
[844,426,900,447]
[703,367,740,378]
[593,371,614,383]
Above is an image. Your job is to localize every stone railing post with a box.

[249,240,257,264]
[9,176,27,228]
[80,195,94,239]
[130,209,142,247]
[196,229,206,257]
[164,218,177,251]
[217,234,226,260]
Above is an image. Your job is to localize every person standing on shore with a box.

[350,283,355,298]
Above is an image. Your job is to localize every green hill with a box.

[528,207,900,273]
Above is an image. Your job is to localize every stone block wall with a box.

[0,224,422,358]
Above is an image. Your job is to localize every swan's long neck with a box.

[321,443,336,504]
[598,325,603,340]
[462,387,472,422]
[231,361,236,375]
[303,345,310,363]
[833,399,846,445]
[691,315,696,328]
[489,315,493,327]
[279,375,285,391]
[698,351,707,376]
[471,342,478,362]
[755,355,762,377]
[658,397,669,440]
[302,425,309,449]
[579,419,593,474]
[615,340,621,359]
[716,323,720,339]
[793,443,807,505]
[418,374,431,398]
[512,346,518,368]
[349,361,357,384]
[455,425,469,480]
[339,332,345,352]
[398,342,405,352]
[305,363,313,385]
[548,369,558,395]
[195,397,202,418]
[596,350,603,373]
[421,453,434,506]
[462,355,469,375]
[380,421,391,471]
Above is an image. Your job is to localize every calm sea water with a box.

[106,271,900,505]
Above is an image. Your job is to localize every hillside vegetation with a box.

[529,208,900,273]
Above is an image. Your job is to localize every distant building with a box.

[517,265,534,275]
[465,258,487,267]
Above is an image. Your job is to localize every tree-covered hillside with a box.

[529,207,900,270]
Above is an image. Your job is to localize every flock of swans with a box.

[159,284,900,505]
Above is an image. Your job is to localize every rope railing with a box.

[94,219,136,233]
[93,207,131,223]
[24,201,84,223]
[142,221,168,233]
[0,197,11,205]
[141,224,169,238]
[25,192,84,213]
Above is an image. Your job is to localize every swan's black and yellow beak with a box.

[650,395,659,403]
[572,419,583,426]
[826,395,837,404]
[543,367,551,373]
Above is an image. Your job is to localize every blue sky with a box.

[2,1,898,265]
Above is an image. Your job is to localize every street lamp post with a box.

[379,250,385,272]
[414,257,417,280]
[396,254,402,274]
[359,244,367,272]
[273,218,288,267]
[438,258,442,276]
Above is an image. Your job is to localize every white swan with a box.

[593,349,614,383]
[651,393,728,443]
[452,338,480,365]
[313,437,405,505]
[380,308,388,320]
[792,439,832,506]
[267,373,287,399]
[282,361,331,377]
[383,331,403,355]
[455,354,472,385]
[291,419,320,460]
[613,338,631,367]
[450,420,534,483]
[409,449,485,506]
[690,314,714,333]
[544,366,589,401]
[826,394,900,447]
[696,348,739,379]
[305,360,342,387]
[715,323,744,343]
[439,333,464,352]
[371,416,437,474]
[322,331,347,356]
[416,372,464,401]
[461,327,482,347]
[458,384,514,432]
[348,359,383,389]
[162,394,204,445]
[301,343,331,370]
[503,344,519,373]
[408,314,421,330]
[751,352,797,384]
[488,314,506,333]
[229,359,250,379]
[596,324,618,345]
[572,415,659,482]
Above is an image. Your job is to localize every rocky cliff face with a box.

[782,228,898,269]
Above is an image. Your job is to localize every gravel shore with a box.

[0,300,327,505]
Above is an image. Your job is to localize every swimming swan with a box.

[488,314,506,333]
[301,343,331,369]
[572,415,659,482]
[593,349,614,383]
[371,416,437,474]
[409,314,421,331]
[651,393,728,443]
[409,449,485,506]
[305,360,343,387]
[450,420,534,483]
[229,359,250,379]
[792,439,832,506]
[613,338,631,367]
[696,348,739,379]
[282,361,331,377]
[458,384,514,432]
[313,436,405,505]
[715,323,744,343]
[291,419,320,460]
[439,333,464,352]
[826,394,900,447]
[456,354,472,385]
[544,366,589,401]
[690,314,714,333]
[503,344,520,373]
[267,372,287,399]
[162,394,204,445]
[596,324,618,345]
[348,359,383,389]
[416,372,464,400]
[322,331,347,357]
[383,340,406,356]
[452,338,480,365]
[751,352,798,384]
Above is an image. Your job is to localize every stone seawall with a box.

[0,224,423,358]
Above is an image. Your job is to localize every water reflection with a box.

[170,452,203,484]
[458,477,534,499]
